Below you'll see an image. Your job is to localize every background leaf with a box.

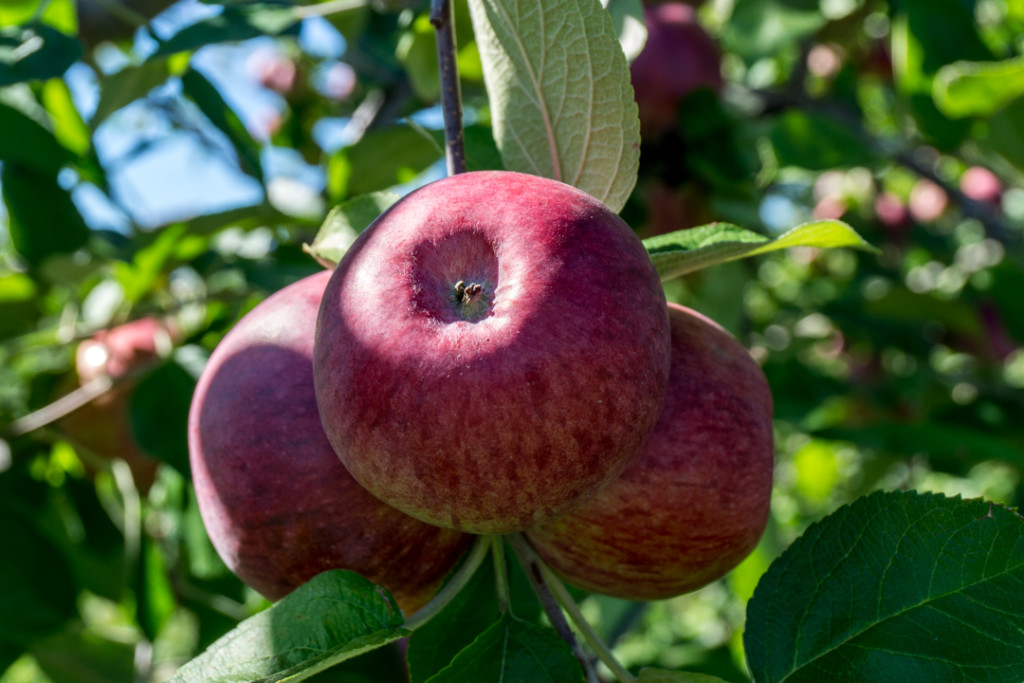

[424,612,584,683]
[467,0,640,212]
[0,23,81,86]
[638,670,731,683]
[643,220,877,281]
[745,491,1024,682]
[933,56,1024,119]
[2,162,89,265]
[169,570,408,683]
[304,191,400,268]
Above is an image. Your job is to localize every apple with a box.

[630,3,723,139]
[59,317,179,493]
[908,179,949,223]
[188,271,472,615]
[526,303,774,600]
[960,166,1002,204]
[874,192,909,231]
[314,171,672,534]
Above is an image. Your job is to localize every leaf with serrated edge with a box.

[745,490,1024,682]
[467,0,640,213]
[304,191,400,269]
[638,669,731,683]
[169,570,408,683]
[643,220,877,281]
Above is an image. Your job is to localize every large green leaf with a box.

[169,570,408,683]
[934,56,1024,119]
[467,0,640,212]
[745,490,1024,682]
[424,612,584,683]
[0,23,81,86]
[2,162,89,265]
[643,220,877,281]
[0,89,71,172]
[154,4,300,56]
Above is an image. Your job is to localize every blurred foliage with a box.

[1,0,1023,680]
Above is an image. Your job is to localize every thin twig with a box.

[4,375,115,438]
[430,0,467,175]
[493,536,511,615]
[507,534,600,683]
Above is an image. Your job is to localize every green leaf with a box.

[467,0,640,212]
[169,570,408,683]
[129,361,195,475]
[407,553,500,683]
[304,191,400,268]
[424,612,584,683]
[643,220,877,281]
[0,88,71,172]
[745,490,1024,682]
[134,534,176,641]
[30,624,137,683]
[40,78,90,156]
[329,124,442,199]
[721,0,824,58]
[181,66,264,182]
[0,23,81,86]
[638,670,731,683]
[154,4,300,56]
[2,163,89,265]
[934,56,1024,119]
[92,59,173,129]
[768,110,876,171]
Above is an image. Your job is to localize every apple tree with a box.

[1,0,1024,681]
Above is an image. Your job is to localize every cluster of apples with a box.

[187,171,774,615]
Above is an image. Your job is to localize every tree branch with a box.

[430,0,467,175]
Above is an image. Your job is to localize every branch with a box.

[507,534,600,683]
[430,0,467,175]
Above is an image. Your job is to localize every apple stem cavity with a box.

[451,279,491,321]
[507,534,602,683]
[403,534,492,631]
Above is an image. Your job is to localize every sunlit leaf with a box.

[934,56,1024,119]
[304,191,400,268]
[745,490,1024,682]
[643,220,877,281]
[169,570,408,683]
[467,0,640,212]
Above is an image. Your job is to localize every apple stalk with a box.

[431,0,467,175]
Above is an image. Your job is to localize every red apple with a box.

[188,272,472,615]
[908,179,948,223]
[630,3,723,139]
[874,191,909,230]
[527,303,774,600]
[314,171,672,534]
[59,317,179,493]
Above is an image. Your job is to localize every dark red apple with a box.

[527,303,774,600]
[314,171,671,534]
[188,272,472,615]
[630,3,723,139]
[60,316,179,493]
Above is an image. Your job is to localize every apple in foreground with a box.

[60,316,179,493]
[314,171,672,534]
[631,3,723,139]
[527,303,774,600]
[188,272,472,615]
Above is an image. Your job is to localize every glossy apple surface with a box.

[188,272,472,615]
[314,171,671,534]
[527,303,774,600]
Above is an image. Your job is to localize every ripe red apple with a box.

[188,272,472,615]
[630,3,723,139]
[314,171,672,534]
[59,317,179,493]
[526,303,774,600]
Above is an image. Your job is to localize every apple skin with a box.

[188,272,472,615]
[526,303,774,600]
[314,171,672,534]
[631,3,723,139]
[59,317,178,493]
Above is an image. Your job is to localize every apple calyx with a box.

[451,279,492,322]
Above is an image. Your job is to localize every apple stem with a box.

[403,534,491,631]
[507,534,602,683]
[537,562,639,683]
[430,0,467,175]
[492,536,511,614]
